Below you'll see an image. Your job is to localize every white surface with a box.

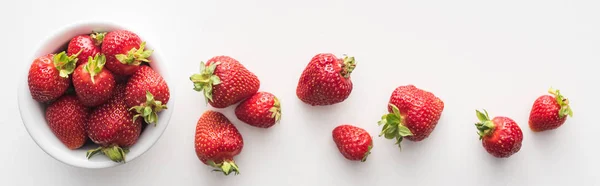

[18,22,174,168]
[3,0,600,185]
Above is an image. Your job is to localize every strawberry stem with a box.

[115,41,153,65]
[189,62,222,104]
[53,50,81,78]
[474,109,495,140]
[269,96,282,123]
[548,87,573,118]
[129,91,168,126]
[340,55,356,78]
[208,160,240,175]
[90,32,106,46]
[86,145,128,163]
[83,54,106,84]
[378,104,413,150]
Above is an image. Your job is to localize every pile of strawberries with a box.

[189,52,575,176]
[28,30,170,163]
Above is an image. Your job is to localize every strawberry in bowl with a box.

[18,22,174,169]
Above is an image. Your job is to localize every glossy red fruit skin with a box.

[296,53,353,106]
[235,92,277,128]
[125,65,170,107]
[72,64,116,107]
[45,95,89,149]
[86,85,141,148]
[67,35,100,66]
[28,54,71,103]
[483,117,523,158]
[208,56,260,108]
[388,85,444,141]
[529,95,567,132]
[102,30,143,76]
[332,125,372,161]
[195,111,244,165]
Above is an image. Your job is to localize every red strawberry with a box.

[190,56,260,108]
[378,85,444,148]
[475,110,523,158]
[529,88,573,132]
[72,54,116,107]
[67,33,104,66]
[125,65,170,125]
[332,125,373,162]
[234,92,281,128]
[85,86,142,163]
[45,95,89,149]
[102,30,153,76]
[296,53,356,106]
[28,52,80,103]
[195,110,243,175]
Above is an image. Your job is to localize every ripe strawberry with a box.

[102,30,153,76]
[195,111,244,175]
[125,65,170,125]
[332,125,373,162]
[529,88,573,132]
[475,110,523,158]
[67,32,104,66]
[296,53,356,106]
[72,54,116,107]
[234,92,281,128]
[28,52,80,103]
[190,56,260,108]
[45,95,89,149]
[86,85,142,163]
[378,85,444,148]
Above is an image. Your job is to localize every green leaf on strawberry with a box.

[548,87,573,118]
[53,50,81,78]
[190,61,222,103]
[378,104,413,149]
[115,41,153,65]
[129,91,167,126]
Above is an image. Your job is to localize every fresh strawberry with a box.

[377,85,444,148]
[28,52,80,103]
[72,54,116,107]
[67,32,104,66]
[195,110,244,175]
[102,30,153,76]
[475,110,523,158]
[190,56,260,108]
[45,95,89,149]
[234,92,281,128]
[529,88,573,132]
[296,53,356,106]
[125,65,169,125]
[332,125,373,162]
[86,85,142,163]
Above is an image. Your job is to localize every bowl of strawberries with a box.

[18,22,173,168]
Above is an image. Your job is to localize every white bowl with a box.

[18,22,174,169]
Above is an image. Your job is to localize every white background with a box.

[2,0,599,185]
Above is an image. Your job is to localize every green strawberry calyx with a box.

[115,41,153,66]
[189,61,222,104]
[90,32,106,46]
[475,109,496,140]
[83,54,106,84]
[340,55,356,78]
[207,160,240,176]
[53,50,82,78]
[269,96,282,123]
[86,145,129,163]
[378,104,413,149]
[361,144,373,162]
[129,91,168,126]
[548,88,573,118]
